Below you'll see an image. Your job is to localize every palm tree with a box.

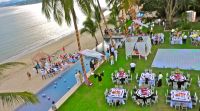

[106,0,139,18]
[107,1,120,28]
[0,62,38,107]
[42,0,92,85]
[0,62,26,75]
[93,5,105,51]
[89,0,113,45]
[0,92,38,107]
[81,17,98,51]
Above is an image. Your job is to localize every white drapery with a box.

[125,36,152,60]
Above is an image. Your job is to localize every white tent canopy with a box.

[125,36,152,60]
[79,49,104,59]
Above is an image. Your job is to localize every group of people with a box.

[32,51,80,80]
[151,33,164,45]
[132,86,158,106]
[105,88,128,106]
[170,29,187,44]
[105,44,118,65]
[189,30,200,46]
[61,53,80,63]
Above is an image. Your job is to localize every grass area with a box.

[59,26,200,111]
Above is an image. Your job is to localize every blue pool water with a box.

[16,57,92,111]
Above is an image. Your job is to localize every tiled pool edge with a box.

[48,60,104,111]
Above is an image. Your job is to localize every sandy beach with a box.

[0,24,105,94]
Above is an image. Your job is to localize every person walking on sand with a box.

[34,62,40,74]
[27,72,31,80]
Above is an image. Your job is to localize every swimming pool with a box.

[16,57,91,111]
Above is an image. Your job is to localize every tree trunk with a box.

[166,14,173,29]
[94,35,99,51]
[96,0,113,46]
[97,23,105,51]
[71,8,90,85]
[97,0,108,29]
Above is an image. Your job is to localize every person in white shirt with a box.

[114,49,118,62]
[111,46,115,56]
[75,72,80,84]
[157,72,163,87]
[130,62,136,73]
[40,68,46,80]
[183,35,187,44]
[198,36,200,42]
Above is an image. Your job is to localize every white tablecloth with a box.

[106,88,125,104]
[170,73,186,82]
[171,37,182,44]
[170,90,192,108]
[116,71,127,79]
[136,88,153,98]
[139,73,155,86]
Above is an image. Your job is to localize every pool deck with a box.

[48,60,104,111]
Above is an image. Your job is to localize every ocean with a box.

[0,0,108,63]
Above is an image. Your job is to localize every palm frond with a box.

[107,16,118,28]
[81,17,98,37]
[93,5,101,23]
[42,0,53,20]
[0,62,26,75]
[53,0,63,25]
[77,0,92,17]
[0,92,39,106]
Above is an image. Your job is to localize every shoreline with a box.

[0,25,105,91]
[0,23,106,111]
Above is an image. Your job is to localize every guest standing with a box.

[90,59,95,74]
[183,35,187,44]
[157,72,163,87]
[75,72,80,84]
[111,46,115,56]
[77,71,83,83]
[105,48,110,62]
[130,62,136,73]
[51,101,57,111]
[110,55,114,65]
[97,73,103,86]
[114,49,118,62]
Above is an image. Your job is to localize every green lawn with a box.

[59,26,200,111]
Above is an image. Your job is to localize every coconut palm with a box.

[0,92,38,107]
[42,0,92,85]
[93,5,105,50]
[81,17,98,50]
[93,5,103,36]
[106,0,139,17]
[88,0,113,45]
[107,1,120,28]
[0,62,26,75]
[0,62,38,107]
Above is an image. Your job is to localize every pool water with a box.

[16,57,91,111]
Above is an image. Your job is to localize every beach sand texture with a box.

[0,24,106,111]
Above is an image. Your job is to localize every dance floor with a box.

[152,49,200,70]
